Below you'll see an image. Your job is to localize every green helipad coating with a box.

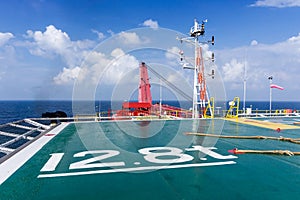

[0,119,300,200]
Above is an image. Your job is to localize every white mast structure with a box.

[243,57,247,114]
[178,19,214,118]
[268,76,273,114]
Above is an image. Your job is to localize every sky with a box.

[1,0,300,101]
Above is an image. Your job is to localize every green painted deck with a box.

[0,118,300,200]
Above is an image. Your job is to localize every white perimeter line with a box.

[0,123,69,185]
[38,161,236,178]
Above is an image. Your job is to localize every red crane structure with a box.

[116,62,152,117]
[115,62,191,118]
[138,62,152,104]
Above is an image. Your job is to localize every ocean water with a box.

[0,100,300,125]
[0,100,182,125]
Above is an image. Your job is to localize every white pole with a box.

[269,85,272,114]
[243,50,247,114]
[243,74,246,114]
[269,76,273,115]
[192,37,198,118]
[243,79,246,114]
[159,78,162,116]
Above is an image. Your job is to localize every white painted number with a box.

[40,146,237,174]
[40,153,64,172]
[185,146,237,159]
[139,147,194,164]
[69,150,125,170]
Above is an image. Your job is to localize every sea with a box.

[0,100,300,125]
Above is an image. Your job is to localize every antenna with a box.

[190,19,206,37]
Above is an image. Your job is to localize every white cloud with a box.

[117,31,143,45]
[80,51,111,84]
[222,59,245,82]
[54,48,139,86]
[53,66,81,85]
[107,29,114,36]
[26,25,71,56]
[165,46,180,60]
[165,46,182,67]
[201,44,214,60]
[216,32,300,100]
[250,0,300,8]
[25,27,145,86]
[0,32,14,46]
[26,25,95,67]
[111,48,125,58]
[91,29,105,40]
[104,52,139,84]
[142,19,159,29]
[288,33,300,43]
[250,40,258,46]
[21,24,100,86]
[53,51,107,85]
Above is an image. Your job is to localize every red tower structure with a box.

[138,62,152,104]
[116,62,152,117]
[115,61,192,118]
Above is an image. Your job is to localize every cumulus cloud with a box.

[288,32,300,43]
[53,66,81,85]
[222,59,245,82]
[250,40,258,46]
[0,32,14,46]
[107,29,114,36]
[23,25,99,85]
[111,48,125,58]
[91,29,105,40]
[219,33,300,81]
[165,46,180,60]
[216,32,300,99]
[165,46,185,68]
[35,27,147,85]
[142,19,159,29]
[54,47,139,85]
[85,48,138,85]
[104,52,139,84]
[26,25,94,67]
[250,0,300,8]
[117,31,143,45]
[26,25,71,56]
[53,51,106,85]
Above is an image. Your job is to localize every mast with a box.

[243,58,247,114]
[179,19,214,118]
[268,76,273,114]
[159,78,162,115]
[191,19,205,118]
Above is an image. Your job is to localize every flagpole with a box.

[268,76,273,115]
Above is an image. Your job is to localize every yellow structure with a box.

[226,97,240,118]
[204,97,214,118]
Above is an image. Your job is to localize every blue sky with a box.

[1,0,300,101]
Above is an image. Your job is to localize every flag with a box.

[270,84,284,90]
